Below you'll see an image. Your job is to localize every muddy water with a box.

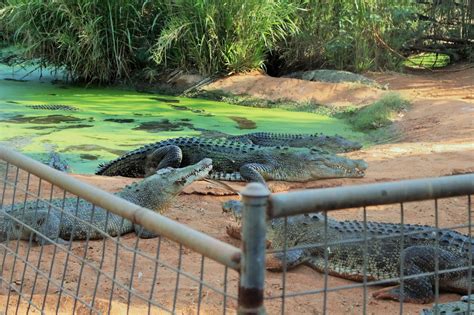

[0,64,365,174]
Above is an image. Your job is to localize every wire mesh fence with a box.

[264,200,473,314]
[237,175,474,314]
[0,152,240,314]
[2,144,473,314]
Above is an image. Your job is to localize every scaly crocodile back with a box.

[334,219,473,256]
[227,132,362,153]
[271,213,473,281]
[26,104,79,111]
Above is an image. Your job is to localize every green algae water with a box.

[0,64,365,174]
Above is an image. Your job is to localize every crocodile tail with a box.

[208,171,243,181]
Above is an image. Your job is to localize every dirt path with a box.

[2,65,473,314]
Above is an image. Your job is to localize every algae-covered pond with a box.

[0,64,365,174]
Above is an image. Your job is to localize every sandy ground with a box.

[204,70,386,107]
[0,65,473,314]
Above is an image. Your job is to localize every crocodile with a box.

[26,104,79,111]
[95,137,367,184]
[0,158,212,245]
[223,200,474,304]
[225,132,363,153]
[43,151,69,172]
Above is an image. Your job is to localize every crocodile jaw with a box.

[276,150,367,181]
[155,158,213,188]
[119,158,212,212]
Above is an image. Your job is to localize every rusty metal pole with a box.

[238,183,270,315]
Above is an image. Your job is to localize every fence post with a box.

[238,183,270,315]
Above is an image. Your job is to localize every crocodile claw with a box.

[372,286,434,304]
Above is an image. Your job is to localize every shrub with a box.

[348,93,410,130]
[273,0,422,73]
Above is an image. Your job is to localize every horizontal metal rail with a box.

[269,174,474,218]
[0,145,241,270]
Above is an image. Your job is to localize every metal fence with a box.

[0,146,242,314]
[1,144,473,314]
[240,175,474,314]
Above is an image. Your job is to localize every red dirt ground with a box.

[1,65,473,314]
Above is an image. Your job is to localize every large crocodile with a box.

[0,159,212,244]
[225,132,362,153]
[224,200,474,304]
[95,137,367,184]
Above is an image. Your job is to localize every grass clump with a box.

[346,93,410,130]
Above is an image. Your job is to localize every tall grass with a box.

[1,0,161,82]
[1,0,470,83]
[151,0,298,75]
[0,0,10,44]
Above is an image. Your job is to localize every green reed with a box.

[151,0,298,75]
[1,0,161,82]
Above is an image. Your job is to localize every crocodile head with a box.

[275,148,367,181]
[222,200,335,270]
[266,213,338,270]
[313,135,363,153]
[120,158,212,212]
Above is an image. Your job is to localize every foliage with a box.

[346,93,410,130]
[0,0,162,82]
[273,0,423,73]
[0,0,11,44]
[1,0,470,82]
[410,0,473,62]
[151,0,298,75]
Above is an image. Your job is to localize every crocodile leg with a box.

[225,223,242,240]
[373,246,468,304]
[133,224,158,239]
[34,212,69,245]
[267,249,307,271]
[239,163,271,184]
[145,145,182,177]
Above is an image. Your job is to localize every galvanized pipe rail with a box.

[0,145,241,270]
[269,174,474,218]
